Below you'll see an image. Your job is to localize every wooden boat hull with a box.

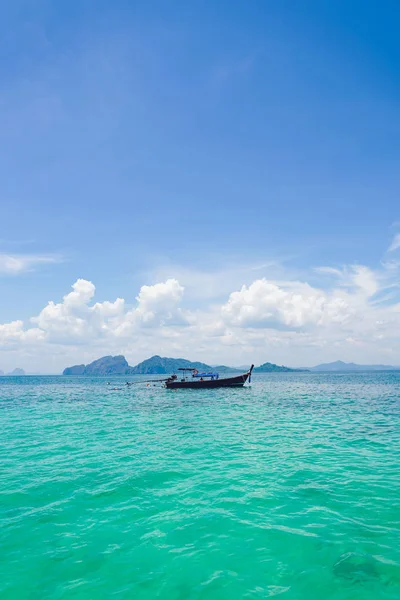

[165,371,251,389]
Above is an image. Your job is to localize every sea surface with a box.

[1,373,400,600]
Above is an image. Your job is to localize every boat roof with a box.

[193,372,218,378]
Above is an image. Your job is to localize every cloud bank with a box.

[1,258,400,372]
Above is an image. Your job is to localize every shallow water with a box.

[1,373,400,599]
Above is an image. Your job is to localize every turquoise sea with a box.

[1,373,400,599]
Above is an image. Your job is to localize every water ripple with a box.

[1,373,400,599]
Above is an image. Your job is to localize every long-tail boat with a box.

[164,365,254,389]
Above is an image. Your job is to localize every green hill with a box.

[63,355,304,376]
[254,362,306,373]
[63,355,215,376]
[129,355,211,374]
[63,355,131,376]
[212,365,242,373]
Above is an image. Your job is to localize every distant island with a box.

[131,356,213,375]
[10,368,26,375]
[62,355,400,376]
[309,360,400,372]
[0,368,26,376]
[63,356,133,376]
[131,356,243,374]
[254,362,306,373]
[63,355,300,375]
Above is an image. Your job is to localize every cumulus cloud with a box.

[0,320,45,345]
[134,279,185,325]
[31,279,125,343]
[221,279,350,329]
[2,259,400,372]
[27,278,185,344]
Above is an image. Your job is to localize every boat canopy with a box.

[193,372,219,380]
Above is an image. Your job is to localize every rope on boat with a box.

[107,379,169,386]
[125,379,169,386]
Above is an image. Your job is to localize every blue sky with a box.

[1,1,400,372]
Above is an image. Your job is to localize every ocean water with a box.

[1,373,400,600]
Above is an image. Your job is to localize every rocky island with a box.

[10,368,26,376]
[254,362,306,373]
[63,355,303,375]
[63,355,133,376]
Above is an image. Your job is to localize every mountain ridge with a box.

[254,362,306,373]
[63,356,132,376]
[309,360,400,372]
[63,355,297,375]
[63,355,400,376]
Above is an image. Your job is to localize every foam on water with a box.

[1,373,400,599]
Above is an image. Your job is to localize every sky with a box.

[1,0,400,373]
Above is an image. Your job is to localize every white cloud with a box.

[111,279,186,337]
[0,253,61,274]
[26,278,185,345]
[2,258,400,372]
[31,279,124,343]
[314,266,343,277]
[134,279,185,325]
[221,279,350,329]
[351,265,378,297]
[0,320,45,344]
[388,233,400,252]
